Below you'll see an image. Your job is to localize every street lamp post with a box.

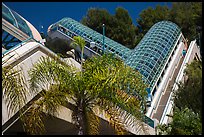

[196,26,202,46]
[196,26,202,57]
[102,24,105,54]
[198,32,201,47]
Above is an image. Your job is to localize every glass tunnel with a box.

[125,21,181,92]
[2,3,183,129]
[2,3,33,38]
[48,19,182,128]
[2,3,33,52]
[50,18,181,94]
[49,17,132,60]
[2,3,43,55]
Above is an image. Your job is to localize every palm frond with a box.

[85,110,100,135]
[21,86,67,134]
[70,36,86,51]
[99,101,127,135]
[21,102,45,135]
[28,56,77,96]
[39,86,67,116]
[2,66,28,117]
[83,53,148,134]
[99,98,148,135]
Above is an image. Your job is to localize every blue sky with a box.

[4,2,172,34]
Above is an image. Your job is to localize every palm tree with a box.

[23,53,148,135]
[2,57,28,134]
[70,36,86,71]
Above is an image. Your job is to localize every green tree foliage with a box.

[136,2,202,44]
[70,36,86,71]
[173,60,202,118]
[25,53,148,135]
[113,7,136,49]
[170,2,202,42]
[81,8,111,34]
[156,60,202,135]
[191,2,202,27]
[157,107,202,135]
[81,3,202,49]
[45,37,72,58]
[137,5,170,35]
[81,7,137,49]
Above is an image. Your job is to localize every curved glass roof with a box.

[125,21,181,90]
[49,18,182,92]
[50,17,131,59]
[2,3,33,37]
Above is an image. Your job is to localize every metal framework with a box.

[2,3,37,55]
[2,30,21,50]
[2,3,33,38]
[49,17,132,60]
[125,21,181,91]
[1,2,183,129]
[50,18,181,92]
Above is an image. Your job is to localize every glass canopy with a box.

[50,18,181,92]
[2,3,33,37]
[50,17,132,60]
[125,21,181,90]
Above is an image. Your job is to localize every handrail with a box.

[172,40,196,91]
[160,40,199,125]
[56,29,101,56]
[153,53,183,116]
[147,40,183,118]
[159,92,173,124]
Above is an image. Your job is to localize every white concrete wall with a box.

[2,40,151,135]
[92,106,154,135]
[2,41,81,128]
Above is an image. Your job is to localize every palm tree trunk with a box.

[77,99,86,135]
[80,49,84,78]
[81,49,84,72]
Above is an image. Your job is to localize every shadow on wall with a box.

[3,112,133,135]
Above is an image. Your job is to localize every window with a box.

[152,87,157,96]
[149,63,154,69]
[157,79,161,87]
